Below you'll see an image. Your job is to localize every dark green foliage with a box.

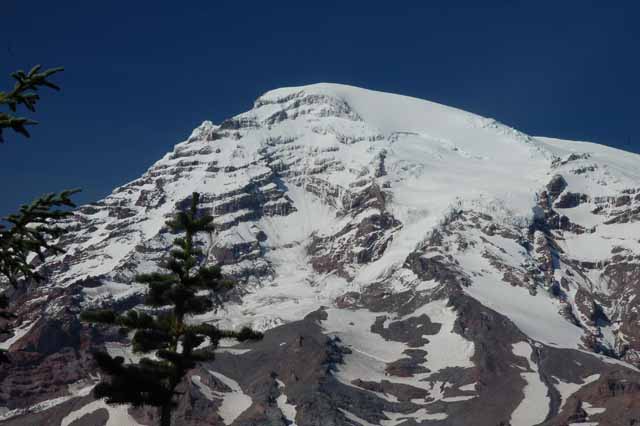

[0,294,14,363]
[0,294,12,316]
[82,192,263,426]
[0,65,63,143]
[0,190,80,286]
[0,190,79,364]
[0,66,76,287]
[92,352,174,407]
[79,309,117,324]
[0,65,76,364]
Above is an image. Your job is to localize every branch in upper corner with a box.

[0,65,63,143]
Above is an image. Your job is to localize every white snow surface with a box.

[207,371,252,425]
[276,379,298,425]
[582,401,606,416]
[322,299,473,410]
[59,83,557,289]
[61,399,143,426]
[191,371,252,424]
[191,370,253,425]
[554,374,600,411]
[0,377,99,422]
[510,342,550,426]
[381,408,448,425]
[0,319,37,350]
[50,84,640,339]
[339,408,378,426]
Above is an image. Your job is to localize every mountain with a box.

[2,83,640,425]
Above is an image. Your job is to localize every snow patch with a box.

[208,371,252,425]
[554,374,600,411]
[510,342,550,426]
[61,399,143,426]
[0,319,37,350]
[322,299,472,411]
[582,401,606,416]
[381,408,447,425]
[276,379,298,425]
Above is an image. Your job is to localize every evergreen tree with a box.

[0,65,77,362]
[81,192,262,426]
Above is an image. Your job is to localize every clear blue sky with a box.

[1,1,638,215]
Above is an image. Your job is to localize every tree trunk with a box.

[160,403,172,426]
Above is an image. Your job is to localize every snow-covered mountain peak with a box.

[257,82,490,130]
[4,83,640,425]
[254,82,539,149]
[41,83,640,308]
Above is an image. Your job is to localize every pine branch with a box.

[0,65,63,143]
[79,309,117,324]
[0,189,80,286]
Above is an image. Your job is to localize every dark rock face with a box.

[546,174,568,201]
[540,353,640,426]
[308,183,401,279]
[371,314,441,346]
[554,192,589,209]
[404,252,470,287]
[4,303,640,426]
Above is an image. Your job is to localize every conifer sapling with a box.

[81,192,262,426]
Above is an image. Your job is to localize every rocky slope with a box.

[1,83,640,425]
